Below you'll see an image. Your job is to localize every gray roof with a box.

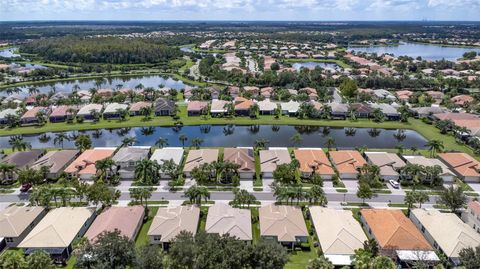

[31,150,80,174]
[329,102,349,113]
[370,103,399,115]
[103,103,129,114]
[77,104,103,116]
[2,150,44,169]
[112,147,150,163]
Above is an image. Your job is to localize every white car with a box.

[389,180,400,189]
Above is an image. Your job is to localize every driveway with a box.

[342,180,358,192]
[467,183,480,194]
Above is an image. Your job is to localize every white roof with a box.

[103,103,129,114]
[257,100,277,111]
[370,103,399,115]
[150,148,184,166]
[77,104,103,115]
[281,101,300,113]
[147,206,200,242]
[403,156,455,176]
[0,108,20,120]
[0,206,45,237]
[396,250,440,262]
[205,203,252,241]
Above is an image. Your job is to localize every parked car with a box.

[389,180,399,189]
[20,183,32,193]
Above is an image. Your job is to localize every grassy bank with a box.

[283,58,352,69]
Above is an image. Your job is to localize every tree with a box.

[185,185,210,205]
[325,136,336,151]
[190,137,203,149]
[290,132,302,147]
[339,78,358,98]
[134,159,160,185]
[95,157,116,184]
[426,139,444,157]
[140,106,153,120]
[160,159,181,180]
[0,163,16,184]
[86,181,121,208]
[0,249,27,269]
[249,240,289,269]
[9,135,31,151]
[273,163,297,185]
[232,189,257,208]
[17,167,45,185]
[121,136,137,147]
[371,108,385,123]
[134,245,165,269]
[356,181,376,204]
[75,134,92,152]
[179,133,188,147]
[155,137,169,148]
[26,251,55,269]
[363,238,379,257]
[459,246,480,269]
[371,256,396,269]
[307,256,334,269]
[306,185,328,206]
[254,139,269,152]
[130,187,154,210]
[438,185,467,213]
[53,132,70,149]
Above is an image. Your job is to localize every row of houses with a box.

[3,204,479,267]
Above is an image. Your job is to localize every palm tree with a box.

[135,160,160,185]
[290,133,302,147]
[139,106,153,120]
[130,187,154,210]
[426,139,444,157]
[28,86,39,95]
[74,134,92,152]
[190,137,203,149]
[53,133,70,149]
[0,163,16,184]
[121,136,137,147]
[179,134,188,148]
[185,185,210,205]
[155,137,169,149]
[254,139,269,152]
[95,158,116,182]
[325,136,336,151]
[8,136,31,151]
[306,185,327,206]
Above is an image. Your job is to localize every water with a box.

[2,75,187,97]
[0,47,20,58]
[6,125,428,149]
[348,42,480,61]
[292,62,340,71]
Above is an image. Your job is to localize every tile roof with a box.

[31,150,80,174]
[365,152,405,177]
[1,150,44,169]
[0,206,45,237]
[294,148,334,176]
[259,205,308,242]
[403,155,455,177]
[85,206,145,241]
[64,148,114,175]
[21,107,47,119]
[259,148,291,173]
[150,148,184,166]
[187,101,209,112]
[77,104,103,116]
[129,101,151,112]
[234,97,254,110]
[183,149,219,172]
[205,203,252,240]
[103,103,129,114]
[147,206,200,242]
[438,153,480,177]
[330,150,367,175]
[223,148,255,173]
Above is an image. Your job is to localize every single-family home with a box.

[49,105,77,123]
[425,91,444,103]
[112,147,151,179]
[103,103,129,119]
[228,86,240,98]
[210,100,230,117]
[360,209,438,264]
[403,155,456,183]
[463,201,480,233]
[257,99,277,115]
[294,148,335,179]
[349,103,373,118]
[20,107,50,125]
[243,86,260,97]
[329,102,349,119]
[410,106,447,119]
[148,206,200,250]
[370,103,400,120]
[437,153,480,182]
[365,152,406,180]
[329,150,367,180]
[183,149,219,177]
[129,101,151,116]
[76,104,103,121]
[261,87,273,99]
[150,147,184,179]
[0,108,20,125]
[154,98,176,116]
[411,209,480,266]
[85,206,145,242]
[0,206,46,247]
[234,97,254,116]
[31,150,80,179]
[64,148,115,180]
[281,101,300,116]
[187,101,209,116]
[19,207,96,264]
[205,203,252,241]
[259,205,308,248]
[451,95,474,106]
[259,148,291,178]
[223,148,255,179]
[396,90,413,102]
[310,207,368,266]
[0,150,45,183]
[372,89,396,101]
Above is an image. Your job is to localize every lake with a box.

[6,125,428,149]
[0,47,20,58]
[292,62,340,71]
[348,42,480,61]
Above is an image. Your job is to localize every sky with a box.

[0,0,480,21]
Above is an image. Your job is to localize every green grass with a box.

[284,209,317,269]
[63,256,76,269]
[198,207,209,232]
[283,58,352,69]
[135,206,159,247]
[253,187,263,192]
[251,208,260,244]
[336,188,348,193]
[345,202,369,207]
[388,203,410,208]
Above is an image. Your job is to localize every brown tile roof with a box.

[361,209,432,251]
[294,149,334,176]
[234,97,254,110]
[433,112,478,121]
[64,149,114,176]
[259,205,308,242]
[21,107,47,119]
[330,150,367,174]
[451,95,474,106]
[438,153,480,177]
[129,101,151,112]
[187,101,209,112]
[223,148,255,173]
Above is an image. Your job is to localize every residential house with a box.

[0,206,46,247]
[360,209,438,265]
[150,148,184,179]
[396,90,413,102]
[260,87,273,99]
[370,103,400,120]
[243,86,260,97]
[18,207,96,264]
[300,87,318,101]
[259,148,291,178]
[426,91,444,103]
[227,86,240,98]
[451,95,474,106]
[329,102,349,119]
[183,149,219,177]
[223,148,255,179]
[281,100,300,116]
[210,100,230,117]
[372,89,396,101]
[21,107,49,125]
[187,101,209,116]
[257,99,277,115]
[148,206,200,250]
[462,201,480,233]
[403,155,456,183]
[294,148,335,179]
[155,98,176,116]
[76,104,103,121]
[112,147,150,179]
[64,148,115,180]
[259,205,308,247]
[329,150,367,180]
[310,207,368,266]
[349,103,373,118]
[234,97,254,116]
[410,106,447,119]
[129,101,151,116]
[85,206,145,242]
[0,108,20,125]
[438,153,480,182]
[102,103,129,119]
[0,150,45,183]
[31,150,80,179]
[49,105,77,123]
[205,203,252,241]
[365,152,406,181]
[411,209,480,266]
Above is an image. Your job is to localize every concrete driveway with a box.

[467,183,480,194]
[342,180,358,192]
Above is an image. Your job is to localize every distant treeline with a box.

[20,37,182,64]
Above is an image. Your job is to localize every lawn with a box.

[134,206,159,247]
[284,208,317,269]
[251,208,261,244]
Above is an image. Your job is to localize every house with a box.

[210,100,230,117]
[234,97,254,116]
[432,112,478,122]
[205,203,252,241]
[372,89,396,101]
[0,206,46,248]
[96,88,114,98]
[150,148,184,179]
[437,153,480,182]
[31,150,80,179]
[411,209,480,266]
[410,106,447,119]
[329,102,349,119]
[148,206,200,250]
[103,103,129,119]
[451,95,474,106]
[18,207,96,264]
[20,107,49,125]
[329,150,367,180]
[281,101,300,116]
[259,148,291,178]
[64,148,115,180]
[243,86,260,96]
[49,105,77,123]
[426,91,444,103]
[294,148,335,179]
[112,147,150,179]
[260,87,273,99]
[365,152,406,180]
[310,207,368,266]
[360,209,438,264]
[259,205,308,247]
[85,206,145,242]
[155,98,176,116]
[462,201,480,233]
[76,104,103,121]
[403,155,456,183]
[129,101,151,116]
[227,86,240,98]
[187,101,209,116]
[223,148,255,179]
[183,149,219,177]
[257,99,277,115]
[0,150,44,183]
[396,90,413,102]
[349,103,373,118]
[370,103,400,120]
[0,108,20,125]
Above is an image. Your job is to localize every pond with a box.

[348,42,480,61]
[0,47,20,58]
[292,62,340,71]
[2,75,187,97]
[6,125,428,149]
